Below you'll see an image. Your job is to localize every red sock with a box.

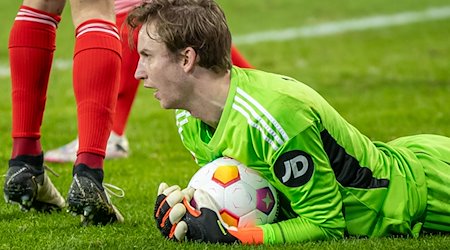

[73,19,122,169]
[12,138,42,158]
[9,6,61,158]
[231,45,253,68]
[75,153,104,170]
[112,13,140,136]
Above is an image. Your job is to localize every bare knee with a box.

[70,0,115,27]
[22,0,66,15]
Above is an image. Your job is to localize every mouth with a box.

[143,81,156,89]
[143,82,160,100]
[144,85,156,90]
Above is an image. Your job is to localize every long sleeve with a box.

[260,216,344,244]
[260,125,346,243]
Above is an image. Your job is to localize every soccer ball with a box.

[188,157,278,228]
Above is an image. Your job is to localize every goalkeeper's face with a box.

[135,23,194,110]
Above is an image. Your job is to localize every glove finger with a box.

[156,190,184,225]
[193,189,220,211]
[166,203,187,240]
[157,182,169,195]
[173,221,188,241]
[160,203,186,237]
[166,189,184,207]
[162,185,181,196]
[169,203,186,225]
[193,189,233,228]
[181,187,195,201]
[159,208,174,236]
[155,185,182,219]
[155,183,176,219]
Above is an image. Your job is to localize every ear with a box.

[180,47,197,73]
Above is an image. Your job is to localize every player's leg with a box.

[422,161,450,233]
[413,135,450,233]
[3,0,66,211]
[393,134,450,233]
[102,11,141,159]
[66,0,123,225]
[113,12,140,138]
[44,11,137,164]
[9,0,65,160]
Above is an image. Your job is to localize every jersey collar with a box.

[205,66,241,148]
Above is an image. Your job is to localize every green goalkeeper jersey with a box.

[175,67,427,244]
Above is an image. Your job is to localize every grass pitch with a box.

[0,0,449,249]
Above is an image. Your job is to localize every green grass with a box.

[0,0,450,249]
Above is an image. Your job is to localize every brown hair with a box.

[127,0,232,74]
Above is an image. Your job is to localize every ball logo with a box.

[275,150,314,187]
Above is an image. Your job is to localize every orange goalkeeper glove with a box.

[174,189,264,244]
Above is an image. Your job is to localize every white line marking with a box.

[1,6,449,78]
[0,66,9,78]
[0,60,73,78]
[233,6,450,45]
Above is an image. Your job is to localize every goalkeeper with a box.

[127,0,450,244]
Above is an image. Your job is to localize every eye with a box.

[139,50,151,58]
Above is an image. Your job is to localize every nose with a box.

[134,57,146,80]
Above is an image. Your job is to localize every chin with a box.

[160,101,174,110]
[159,102,169,109]
[160,100,183,110]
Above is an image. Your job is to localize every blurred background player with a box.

[44,0,253,163]
[3,0,123,225]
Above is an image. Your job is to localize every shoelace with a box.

[2,165,60,178]
[44,165,60,177]
[36,166,125,200]
[103,183,125,198]
[2,165,125,198]
[49,165,124,198]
